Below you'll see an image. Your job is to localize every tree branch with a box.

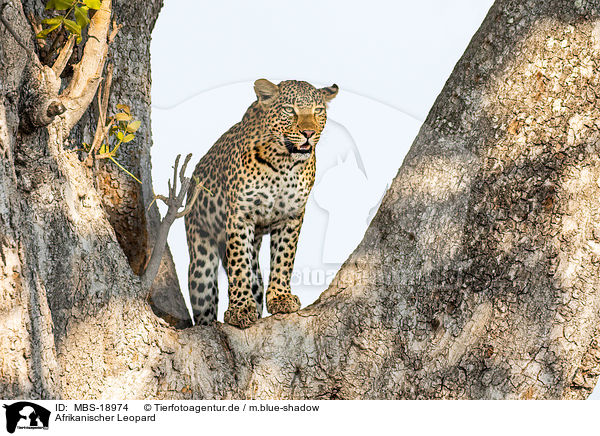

[141,154,200,290]
[27,12,46,49]
[60,0,116,134]
[0,0,115,134]
[51,34,75,78]
[0,1,70,132]
[175,180,203,219]
[84,63,113,167]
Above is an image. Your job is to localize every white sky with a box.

[149,0,600,399]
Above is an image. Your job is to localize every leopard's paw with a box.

[224,300,258,329]
[267,293,301,315]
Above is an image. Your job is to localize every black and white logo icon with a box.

[2,402,50,433]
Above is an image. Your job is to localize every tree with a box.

[1,0,599,400]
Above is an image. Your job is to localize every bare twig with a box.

[171,154,180,198]
[108,19,121,44]
[44,30,65,65]
[85,62,113,166]
[27,12,46,48]
[153,194,169,204]
[176,181,203,218]
[51,35,75,78]
[141,154,200,290]
[99,63,113,117]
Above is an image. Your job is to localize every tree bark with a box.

[95,0,191,328]
[2,0,600,399]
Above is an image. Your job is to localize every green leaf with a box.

[37,23,61,39]
[41,17,64,25]
[116,131,124,141]
[46,0,74,10]
[122,134,135,143]
[63,19,82,37]
[83,0,102,10]
[74,6,90,29]
[114,112,131,122]
[126,120,141,133]
[99,142,109,154]
[116,104,130,114]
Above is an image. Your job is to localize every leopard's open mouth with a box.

[295,141,312,152]
[284,138,312,154]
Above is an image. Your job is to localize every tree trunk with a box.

[1,0,600,399]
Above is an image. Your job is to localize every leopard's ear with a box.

[254,79,279,108]
[320,84,339,104]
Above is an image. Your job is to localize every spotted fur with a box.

[185,79,338,328]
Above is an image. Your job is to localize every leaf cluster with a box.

[84,103,143,184]
[105,104,140,148]
[38,0,102,43]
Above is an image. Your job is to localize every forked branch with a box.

[0,1,67,132]
[141,154,202,290]
[1,0,118,134]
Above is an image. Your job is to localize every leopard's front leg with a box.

[223,214,259,328]
[266,215,303,314]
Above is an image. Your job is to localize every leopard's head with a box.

[254,79,338,159]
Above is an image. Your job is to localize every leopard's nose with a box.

[301,130,315,139]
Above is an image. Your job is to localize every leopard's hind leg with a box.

[188,230,219,325]
[251,234,264,317]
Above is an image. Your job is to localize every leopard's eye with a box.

[314,107,325,115]
[282,106,295,115]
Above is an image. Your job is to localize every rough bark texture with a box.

[2,0,600,399]
[92,0,190,328]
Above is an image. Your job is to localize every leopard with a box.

[184,78,338,328]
